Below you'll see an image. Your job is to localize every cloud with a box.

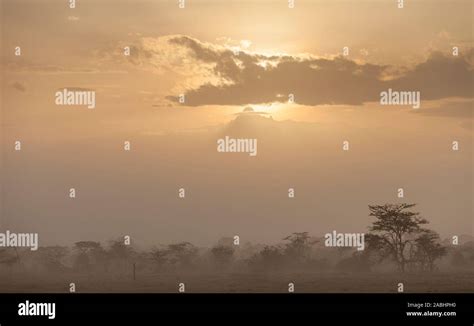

[169,56,386,106]
[413,100,473,118]
[389,51,474,100]
[158,36,473,107]
[91,35,473,107]
[5,61,102,74]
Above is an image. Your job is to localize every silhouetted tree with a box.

[37,246,69,272]
[210,245,234,267]
[106,239,136,273]
[283,232,317,264]
[449,240,474,269]
[73,241,105,271]
[153,242,198,269]
[248,245,285,271]
[413,230,446,271]
[151,246,169,270]
[367,203,427,272]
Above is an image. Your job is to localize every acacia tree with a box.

[412,229,446,271]
[367,203,428,272]
[283,232,317,265]
[73,241,105,271]
[106,239,136,273]
[168,242,198,267]
[248,245,285,271]
[37,246,69,272]
[151,246,169,271]
[152,242,198,270]
[210,245,234,267]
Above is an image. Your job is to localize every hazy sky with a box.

[1,0,472,247]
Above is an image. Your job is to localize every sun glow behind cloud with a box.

[250,103,285,113]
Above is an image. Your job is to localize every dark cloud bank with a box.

[165,36,473,107]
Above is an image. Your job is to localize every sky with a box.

[1,0,472,247]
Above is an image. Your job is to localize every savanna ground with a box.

[1,270,472,293]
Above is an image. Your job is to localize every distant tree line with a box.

[1,203,472,276]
